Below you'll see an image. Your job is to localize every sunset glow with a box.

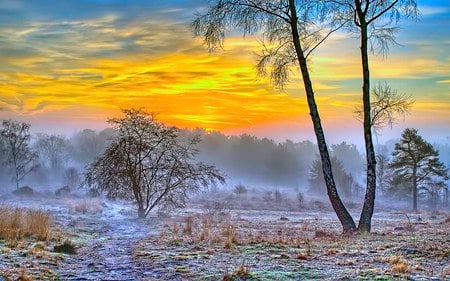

[0,0,448,142]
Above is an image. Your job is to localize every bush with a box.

[53,240,77,254]
[12,186,34,196]
[55,185,71,197]
[233,184,247,196]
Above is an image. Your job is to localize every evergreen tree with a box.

[390,128,448,212]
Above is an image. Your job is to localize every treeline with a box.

[0,121,115,191]
[1,119,449,211]
[182,129,365,194]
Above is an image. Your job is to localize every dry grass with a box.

[0,206,51,243]
[222,262,252,281]
[385,255,410,274]
[67,199,102,214]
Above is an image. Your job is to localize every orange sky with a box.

[0,1,449,143]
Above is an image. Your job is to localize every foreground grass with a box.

[0,205,51,243]
[0,205,65,280]
[137,210,450,280]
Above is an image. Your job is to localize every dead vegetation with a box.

[67,198,103,214]
[222,262,252,280]
[146,209,450,280]
[0,205,51,243]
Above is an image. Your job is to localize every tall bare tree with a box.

[193,0,357,232]
[0,120,38,189]
[85,109,225,218]
[327,0,418,232]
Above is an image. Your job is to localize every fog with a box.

[1,124,449,213]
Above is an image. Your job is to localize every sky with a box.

[0,0,449,145]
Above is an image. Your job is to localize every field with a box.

[0,193,449,281]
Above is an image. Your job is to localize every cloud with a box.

[419,6,449,16]
[0,0,448,136]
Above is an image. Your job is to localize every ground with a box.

[0,194,449,280]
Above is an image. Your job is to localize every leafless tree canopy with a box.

[193,0,359,233]
[34,134,70,171]
[327,0,418,55]
[85,109,225,218]
[0,120,38,189]
[354,82,414,131]
[193,0,344,89]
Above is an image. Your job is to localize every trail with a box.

[56,202,159,281]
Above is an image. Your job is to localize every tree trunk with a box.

[288,0,356,233]
[412,169,418,212]
[357,20,377,234]
[138,205,146,219]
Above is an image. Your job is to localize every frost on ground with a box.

[0,195,449,280]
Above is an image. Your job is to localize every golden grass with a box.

[385,255,410,274]
[222,262,251,281]
[0,206,51,243]
[162,214,313,247]
[67,199,102,214]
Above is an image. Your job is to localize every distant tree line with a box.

[0,118,448,213]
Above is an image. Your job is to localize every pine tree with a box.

[390,128,448,212]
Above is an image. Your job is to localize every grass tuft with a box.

[0,205,51,243]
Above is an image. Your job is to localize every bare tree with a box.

[0,120,38,189]
[326,0,418,232]
[354,82,413,132]
[193,0,356,232]
[85,109,225,218]
[34,134,71,172]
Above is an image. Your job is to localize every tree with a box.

[0,120,38,189]
[355,82,413,132]
[327,0,418,232]
[34,134,71,172]
[389,128,448,212]
[85,109,225,218]
[376,153,390,196]
[70,128,114,165]
[194,0,356,232]
[331,142,364,178]
[309,156,361,199]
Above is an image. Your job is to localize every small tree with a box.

[390,128,448,212]
[0,120,38,189]
[85,109,225,218]
[355,82,413,132]
[233,184,248,196]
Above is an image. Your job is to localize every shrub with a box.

[53,240,77,254]
[233,184,248,196]
[68,199,102,214]
[55,185,71,197]
[12,186,34,196]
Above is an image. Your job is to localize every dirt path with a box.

[56,203,160,280]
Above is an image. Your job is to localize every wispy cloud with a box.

[0,0,448,136]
